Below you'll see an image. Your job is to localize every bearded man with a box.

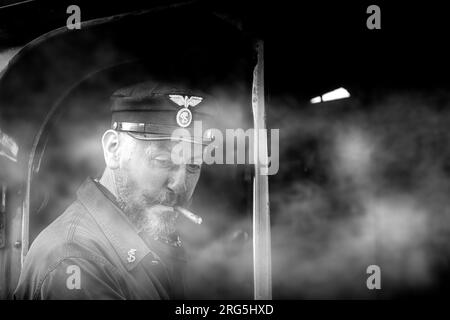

[14,81,216,299]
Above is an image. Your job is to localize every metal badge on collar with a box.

[169,95,203,128]
[127,248,137,263]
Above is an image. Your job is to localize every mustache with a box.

[144,189,188,207]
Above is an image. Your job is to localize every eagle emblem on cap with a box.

[169,95,203,127]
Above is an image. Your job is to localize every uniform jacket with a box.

[14,178,187,299]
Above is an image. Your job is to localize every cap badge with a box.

[169,95,203,127]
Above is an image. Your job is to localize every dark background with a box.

[2,0,450,93]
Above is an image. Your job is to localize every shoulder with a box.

[15,200,120,299]
[25,200,105,263]
[30,197,116,256]
[15,255,125,299]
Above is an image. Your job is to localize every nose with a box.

[167,165,187,195]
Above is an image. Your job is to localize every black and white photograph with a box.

[1,0,450,311]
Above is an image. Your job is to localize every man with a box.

[14,81,216,299]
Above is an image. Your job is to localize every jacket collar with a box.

[76,177,153,271]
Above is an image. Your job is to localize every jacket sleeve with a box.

[35,257,126,300]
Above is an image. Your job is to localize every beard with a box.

[113,166,185,237]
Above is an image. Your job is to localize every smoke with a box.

[177,89,450,299]
[267,91,450,298]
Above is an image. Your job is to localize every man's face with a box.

[113,133,203,231]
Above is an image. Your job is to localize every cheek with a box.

[128,160,169,192]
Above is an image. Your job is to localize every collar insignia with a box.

[127,249,137,263]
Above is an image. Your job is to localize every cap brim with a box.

[127,132,210,145]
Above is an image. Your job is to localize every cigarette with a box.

[175,206,203,225]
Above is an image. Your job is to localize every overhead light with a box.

[310,87,350,104]
[310,96,322,104]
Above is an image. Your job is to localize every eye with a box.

[153,156,173,168]
[186,163,201,173]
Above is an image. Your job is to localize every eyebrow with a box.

[144,140,206,163]
[144,141,172,157]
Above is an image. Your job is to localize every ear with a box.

[102,130,121,169]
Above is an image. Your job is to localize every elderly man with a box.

[14,81,215,299]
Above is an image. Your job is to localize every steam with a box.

[182,90,450,299]
[268,92,450,298]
